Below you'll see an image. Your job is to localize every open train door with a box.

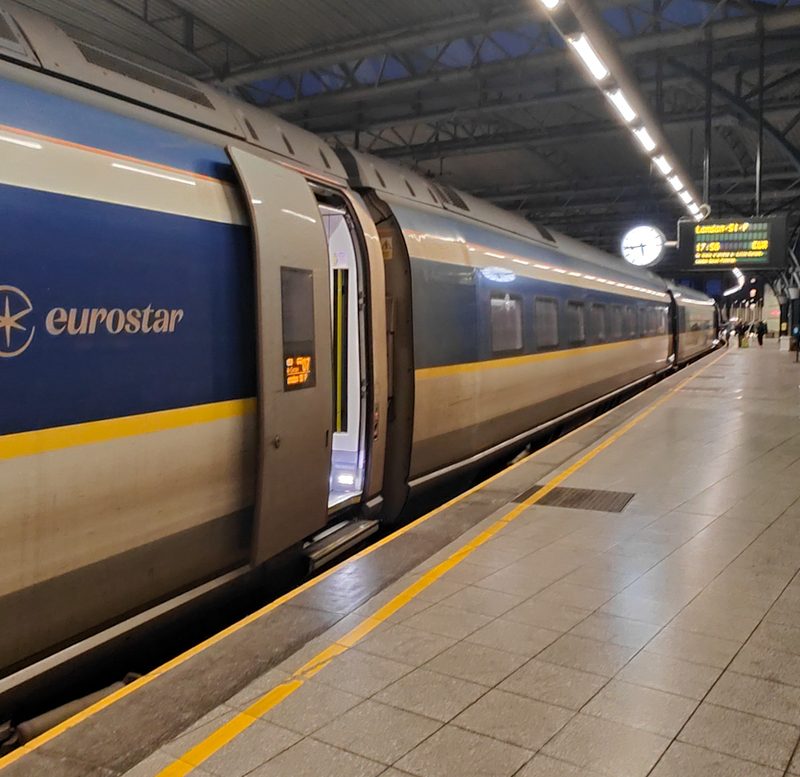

[227,146,332,564]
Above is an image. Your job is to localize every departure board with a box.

[678,215,787,270]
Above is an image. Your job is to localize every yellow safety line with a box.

[149,348,729,777]
[415,335,671,380]
[0,398,257,460]
[0,349,725,772]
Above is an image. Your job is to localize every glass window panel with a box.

[281,266,317,391]
[490,293,523,353]
[535,297,559,349]
[567,301,586,345]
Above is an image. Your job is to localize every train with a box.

[0,2,717,681]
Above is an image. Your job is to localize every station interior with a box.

[1,0,800,776]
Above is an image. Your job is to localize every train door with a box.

[315,193,368,509]
[227,147,332,564]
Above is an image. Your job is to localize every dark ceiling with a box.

[19,0,800,254]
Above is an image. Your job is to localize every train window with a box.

[566,301,586,345]
[590,304,606,343]
[610,305,623,340]
[625,306,637,337]
[535,297,559,349]
[280,267,316,391]
[490,293,523,354]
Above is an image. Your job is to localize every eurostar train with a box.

[0,2,717,678]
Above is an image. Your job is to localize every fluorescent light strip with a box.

[667,175,684,192]
[633,126,656,152]
[112,162,196,186]
[679,191,693,204]
[568,34,609,81]
[653,155,671,175]
[605,89,637,123]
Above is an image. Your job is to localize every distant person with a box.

[756,320,768,347]
[736,322,745,348]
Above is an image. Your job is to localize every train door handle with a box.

[273,436,281,449]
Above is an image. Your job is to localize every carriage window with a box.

[610,305,623,340]
[490,293,523,354]
[567,301,586,345]
[590,304,606,343]
[625,306,637,337]
[535,297,559,349]
[280,267,316,390]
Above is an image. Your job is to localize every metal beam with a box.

[671,58,800,173]
[369,97,800,161]
[263,7,800,117]
[218,1,536,86]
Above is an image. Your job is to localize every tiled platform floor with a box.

[80,343,800,775]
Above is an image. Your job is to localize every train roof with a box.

[0,1,348,182]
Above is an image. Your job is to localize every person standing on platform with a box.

[757,320,767,347]
[736,322,745,348]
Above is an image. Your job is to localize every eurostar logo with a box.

[0,286,34,358]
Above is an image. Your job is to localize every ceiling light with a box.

[605,89,637,123]
[688,202,701,215]
[538,0,561,9]
[568,34,609,82]
[667,175,684,192]
[653,155,671,175]
[679,190,693,204]
[633,126,656,152]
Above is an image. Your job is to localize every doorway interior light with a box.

[632,126,656,151]
[653,155,671,175]
[605,89,637,123]
[567,34,609,81]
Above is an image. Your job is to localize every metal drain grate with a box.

[513,485,635,513]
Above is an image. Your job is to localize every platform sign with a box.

[678,215,787,270]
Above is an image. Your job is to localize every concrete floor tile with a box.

[730,644,800,687]
[582,679,698,737]
[161,710,239,757]
[650,741,782,777]
[401,603,494,640]
[475,568,552,598]
[504,599,591,631]
[248,738,384,777]
[263,679,362,735]
[121,751,177,777]
[598,593,684,626]
[644,626,741,668]
[749,621,800,657]
[534,582,614,611]
[569,612,661,650]
[413,579,465,604]
[395,724,532,777]
[314,649,412,697]
[439,584,524,617]
[356,623,457,667]
[706,671,800,726]
[498,658,608,710]
[313,699,441,765]
[452,688,573,749]
[374,668,488,722]
[517,754,605,776]
[423,640,527,686]
[200,720,300,777]
[678,702,799,770]
[541,713,670,777]
[536,633,638,677]
[616,650,722,700]
[439,562,492,586]
[669,609,760,643]
[464,617,561,657]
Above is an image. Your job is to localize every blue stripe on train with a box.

[0,76,233,180]
[0,184,256,436]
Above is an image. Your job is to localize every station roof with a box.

[14,0,800,254]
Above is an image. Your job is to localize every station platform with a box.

[5,341,800,777]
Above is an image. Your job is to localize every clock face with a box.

[621,226,666,267]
